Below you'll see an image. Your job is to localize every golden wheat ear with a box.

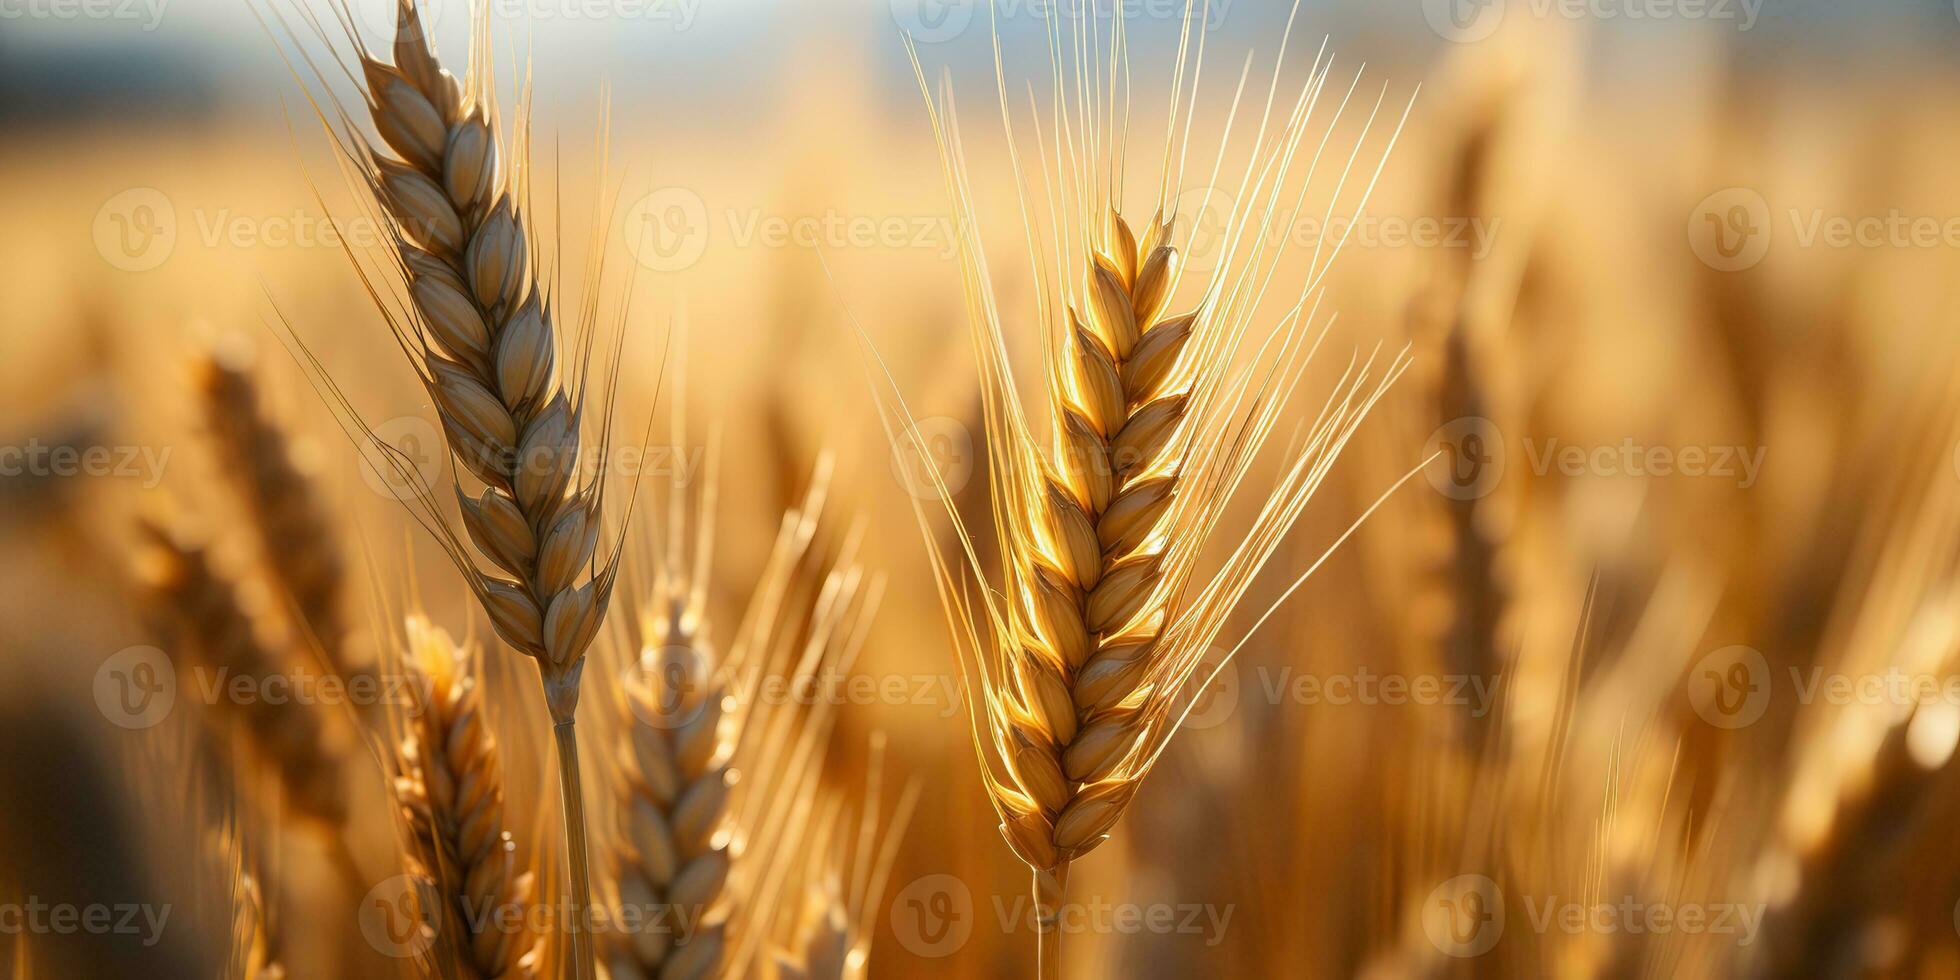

[602,449,889,980]
[269,2,635,974]
[872,5,1413,974]
[384,614,545,979]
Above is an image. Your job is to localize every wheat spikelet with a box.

[134,522,346,828]
[196,349,358,683]
[884,8,1412,973]
[392,615,543,980]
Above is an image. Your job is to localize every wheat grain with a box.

[393,615,543,980]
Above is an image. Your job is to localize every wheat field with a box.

[4,1,1960,977]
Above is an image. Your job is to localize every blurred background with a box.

[7,0,1960,976]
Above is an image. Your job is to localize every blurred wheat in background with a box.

[4,0,1960,977]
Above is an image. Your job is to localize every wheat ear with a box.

[134,521,347,828]
[393,615,542,979]
[329,3,621,974]
[886,10,1413,975]
[606,450,886,980]
[609,532,736,980]
[197,350,361,685]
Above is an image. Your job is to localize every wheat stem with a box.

[555,720,597,980]
[1032,862,1069,980]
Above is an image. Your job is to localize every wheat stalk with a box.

[882,8,1413,974]
[392,615,543,980]
[197,349,362,687]
[298,2,624,973]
